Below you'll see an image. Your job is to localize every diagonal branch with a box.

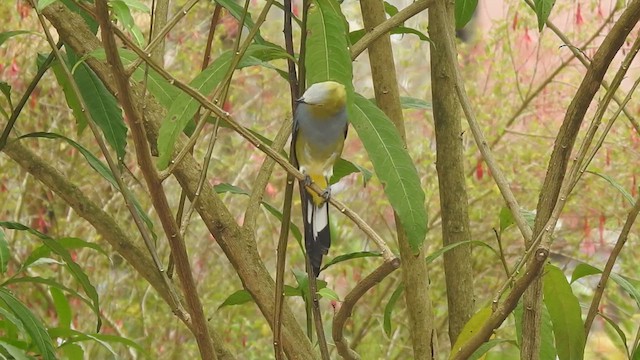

[94,1,216,358]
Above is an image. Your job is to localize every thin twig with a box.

[0,42,62,150]
[584,196,640,334]
[94,1,216,358]
[273,0,300,356]
[159,0,275,179]
[350,0,434,60]
[107,24,397,263]
[333,261,400,360]
[31,2,189,322]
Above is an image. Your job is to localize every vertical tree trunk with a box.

[428,0,475,345]
[360,0,435,358]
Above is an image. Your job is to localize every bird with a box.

[292,81,348,276]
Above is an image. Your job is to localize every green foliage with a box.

[0,288,57,360]
[449,306,492,359]
[215,0,266,44]
[109,0,147,46]
[156,44,289,169]
[533,0,556,31]
[542,264,585,360]
[0,230,9,274]
[351,94,427,252]
[320,251,381,272]
[455,0,478,29]
[36,0,59,11]
[383,283,404,336]
[19,132,157,240]
[65,49,128,160]
[0,30,37,48]
[587,170,635,205]
[305,0,352,90]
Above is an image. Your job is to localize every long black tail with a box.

[304,197,331,276]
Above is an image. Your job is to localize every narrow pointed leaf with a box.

[543,263,585,360]
[218,289,253,309]
[570,262,602,283]
[0,288,57,360]
[0,222,102,332]
[0,340,30,360]
[37,0,59,11]
[0,31,37,47]
[305,0,352,90]
[68,49,127,160]
[157,45,287,169]
[534,0,556,32]
[19,132,156,240]
[351,94,427,252]
[450,306,492,359]
[587,170,634,205]
[383,283,404,337]
[455,0,478,29]
[320,251,381,271]
[110,0,145,46]
[0,230,9,274]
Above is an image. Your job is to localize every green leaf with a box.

[317,287,339,301]
[0,222,102,332]
[391,26,430,42]
[305,0,353,89]
[0,288,57,360]
[0,31,36,47]
[468,339,517,360]
[36,0,59,11]
[110,0,145,46]
[218,289,253,309]
[157,45,284,169]
[449,306,492,359]
[351,94,427,252]
[400,96,432,110]
[598,312,630,356]
[320,251,381,272]
[60,343,84,360]
[0,230,9,274]
[40,54,88,133]
[610,273,640,309]
[19,132,156,240]
[498,206,535,232]
[0,81,12,111]
[0,340,30,360]
[330,158,372,185]
[543,263,585,360]
[383,1,399,16]
[4,277,91,313]
[455,0,478,29]
[89,48,179,107]
[50,327,148,357]
[534,0,556,32]
[50,288,72,329]
[383,283,404,337]
[426,240,498,264]
[116,0,150,12]
[587,170,635,205]
[68,48,128,160]
[539,302,557,360]
[570,262,602,283]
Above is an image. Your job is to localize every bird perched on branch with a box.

[292,81,348,276]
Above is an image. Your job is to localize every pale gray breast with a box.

[295,105,348,151]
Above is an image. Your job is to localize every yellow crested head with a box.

[298,81,347,117]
